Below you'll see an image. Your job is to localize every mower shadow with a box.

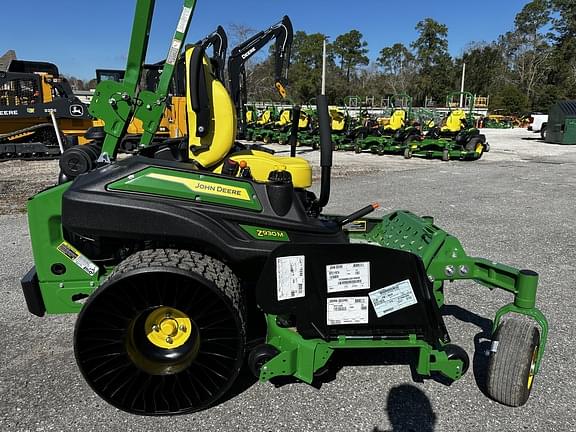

[372,384,437,432]
[441,304,492,396]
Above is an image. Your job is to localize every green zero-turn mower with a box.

[404,92,490,161]
[21,0,548,416]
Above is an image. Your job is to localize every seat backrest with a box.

[275,109,291,126]
[186,46,236,168]
[330,109,346,132]
[386,109,406,130]
[298,112,309,129]
[443,109,466,132]
[257,110,271,125]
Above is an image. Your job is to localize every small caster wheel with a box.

[443,343,470,376]
[248,344,279,378]
[486,319,540,407]
[404,148,412,159]
[377,148,385,156]
[442,149,450,161]
[354,144,362,154]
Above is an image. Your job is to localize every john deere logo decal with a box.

[147,173,251,201]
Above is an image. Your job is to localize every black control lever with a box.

[289,105,300,157]
[338,203,379,226]
[316,94,332,209]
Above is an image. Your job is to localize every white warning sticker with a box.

[56,241,98,276]
[166,39,182,65]
[327,297,369,325]
[276,255,305,301]
[369,279,417,318]
[326,261,370,293]
[176,6,193,33]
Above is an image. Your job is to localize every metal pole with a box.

[321,36,327,95]
[459,62,466,107]
[49,111,66,154]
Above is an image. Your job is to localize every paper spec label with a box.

[176,6,193,33]
[327,297,369,325]
[369,279,417,318]
[326,261,370,293]
[57,241,98,276]
[276,255,305,301]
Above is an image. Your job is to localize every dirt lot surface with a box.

[1,128,576,431]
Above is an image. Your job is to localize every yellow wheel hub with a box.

[527,346,539,390]
[475,143,483,155]
[145,307,192,349]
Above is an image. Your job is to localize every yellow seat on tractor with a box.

[185,47,311,188]
[383,109,406,131]
[275,109,291,127]
[246,110,254,124]
[298,111,309,129]
[441,109,467,133]
[256,110,272,126]
[330,109,346,132]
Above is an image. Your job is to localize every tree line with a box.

[247,0,576,114]
[65,0,575,115]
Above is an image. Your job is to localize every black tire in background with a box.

[540,124,547,141]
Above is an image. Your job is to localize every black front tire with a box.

[540,124,547,141]
[486,319,540,407]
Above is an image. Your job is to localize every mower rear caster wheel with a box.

[74,249,246,415]
[486,319,540,407]
[263,136,271,144]
[248,344,279,378]
[443,344,470,376]
[377,148,386,156]
[442,149,450,161]
[404,148,412,159]
[354,145,362,154]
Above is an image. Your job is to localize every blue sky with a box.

[0,0,531,80]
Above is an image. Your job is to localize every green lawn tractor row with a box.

[348,92,489,162]
[21,0,547,416]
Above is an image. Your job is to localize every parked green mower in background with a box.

[404,92,489,161]
[21,0,547,416]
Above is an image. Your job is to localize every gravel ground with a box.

[1,128,575,431]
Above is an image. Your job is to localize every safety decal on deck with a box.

[326,262,370,293]
[176,6,193,33]
[56,241,98,276]
[276,255,305,301]
[368,279,417,318]
[327,297,369,325]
